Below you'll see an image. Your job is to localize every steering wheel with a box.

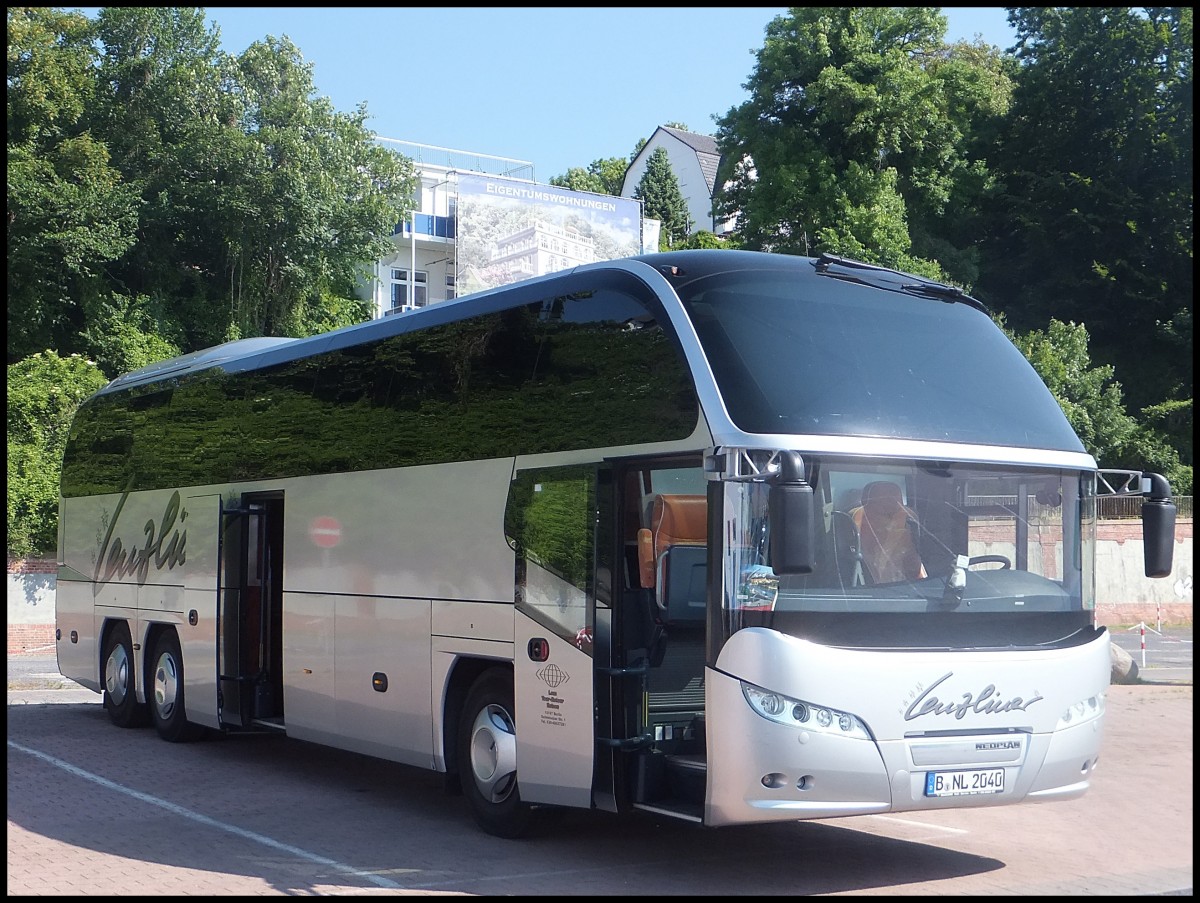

[968,554,1011,570]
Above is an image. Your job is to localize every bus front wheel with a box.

[102,621,149,728]
[149,629,204,742]
[457,668,535,839]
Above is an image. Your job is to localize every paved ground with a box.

[1107,623,1193,684]
[6,632,1192,896]
[9,683,1191,895]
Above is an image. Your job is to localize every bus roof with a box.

[91,253,714,397]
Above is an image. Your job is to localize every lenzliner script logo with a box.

[92,482,188,596]
[904,672,1043,722]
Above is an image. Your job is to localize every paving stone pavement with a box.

[6,643,1192,896]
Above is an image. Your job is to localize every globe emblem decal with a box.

[536,663,570,688]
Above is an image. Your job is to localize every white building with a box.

[365,139,653,320]
[366,140,536,319]
[620,125,736,237]
[364,131,735,321]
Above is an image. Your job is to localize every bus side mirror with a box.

[768,451,815,576]
[1141,472,1176,578]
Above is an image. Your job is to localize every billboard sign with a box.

[454,173,643,295]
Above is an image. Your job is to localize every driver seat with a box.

[853,481,926,583]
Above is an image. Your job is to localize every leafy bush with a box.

[7,351,108,557]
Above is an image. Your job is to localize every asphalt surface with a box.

[1107,623,1193,684]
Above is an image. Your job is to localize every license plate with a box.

[925,768,1005,797]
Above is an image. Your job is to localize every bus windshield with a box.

[677,263,1086,451]
[719,457,1096,647]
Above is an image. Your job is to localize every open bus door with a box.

[498,457,711,819]
[596,459,710,822]
[217,493,284,730]
[509,465,602,810]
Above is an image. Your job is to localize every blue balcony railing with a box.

[394,214,456,239]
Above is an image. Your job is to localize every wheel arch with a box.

[99,616,144,703]
[442,657,512,785]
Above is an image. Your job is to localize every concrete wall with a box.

[9,522,1193,653]
[1093,520,1194,628]
[7,558,58,654]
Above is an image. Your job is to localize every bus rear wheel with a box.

[149,629,204,742]
[457,668,535,839]
[102,621,149,728]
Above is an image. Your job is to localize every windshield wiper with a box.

[899,281,986,310]
[813,253,988,312]
[814,253,893,274]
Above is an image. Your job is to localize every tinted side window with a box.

[303,276,698,468]
[506,465,596,651]
[63,272,701,495]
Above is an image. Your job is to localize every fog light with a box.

[1056,691,1105,730]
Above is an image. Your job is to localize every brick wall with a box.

[7,623,56,656]
[8,557,57,574]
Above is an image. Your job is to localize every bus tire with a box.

[149,629,204,742]
[457,668,536,839]
[102,621,149,728]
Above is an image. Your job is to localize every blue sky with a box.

[72,7,1018,183]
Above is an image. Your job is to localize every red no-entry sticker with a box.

[309,515,342,548]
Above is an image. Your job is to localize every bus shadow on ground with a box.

[8,703,1001,896]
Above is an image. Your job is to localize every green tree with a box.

[1003,317,1188,493]
[7,352,108,557]
[680,230,740,250]
[906,36,1017,285]
[6,7,140,363]
[979,7,1192,417]
[84,9,419,346]
[79,292,182,377]
[549,156,628,196]
[221,36,417,339]
[634,147,691,249]
[84,6,240,352]
[8,7,422,555]
[10,7,419,360]
[713,7,1012,283]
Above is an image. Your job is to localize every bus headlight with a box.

[741,681,871,739]
[1056,691,1106,729]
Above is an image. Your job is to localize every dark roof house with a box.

[621,125,735,236]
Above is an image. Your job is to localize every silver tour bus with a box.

[55,250,1177,837]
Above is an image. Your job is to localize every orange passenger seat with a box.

[637,494,708,623]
